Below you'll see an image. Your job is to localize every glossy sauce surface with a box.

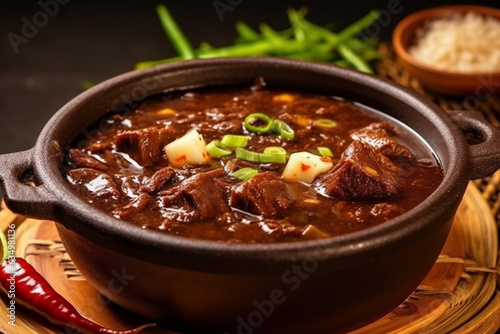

[63,85,443,243]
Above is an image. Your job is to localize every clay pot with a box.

[1,58,499,333]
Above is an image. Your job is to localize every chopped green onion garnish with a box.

[261,146,286,164]
[263,146,287,155]
[206,140,232,157]
[244,113,273,133]
[236,147,261,162]
[262,146,288,163]
[271,119,295,140]
[236,147,287,164]
[315,119,337,128]
[231,167,259,181]
[317,147,333,157]
[259,152,287,164]
[221,134,249,148]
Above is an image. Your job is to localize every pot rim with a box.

[30,57,470,267]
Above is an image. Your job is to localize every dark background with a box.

[1,0,499,155]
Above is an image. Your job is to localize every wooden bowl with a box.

[392,5,500,96]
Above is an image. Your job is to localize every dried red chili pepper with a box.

[0,229,155,333]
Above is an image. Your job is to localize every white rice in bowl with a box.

[409,11,500,73]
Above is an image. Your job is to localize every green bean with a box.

[287,9,338,44]
[336,10,380,43]
[360,47,382,61]
[301,20,338,43]
[135,6,381,74]
[287,52,333,61]
[259,23,283,41]
[338,44,373,73]
[199,42,214,52]
[235,21,261,42]
[343,36,378,52]
[135,56,183,69]
[198,40,277,58]
[333,59,350,68]
[341,37,381,62]
[286,43,334,60]
[81,80,95,90]
[287,8,307,42]
[156,5,195,59]
[199,39,305,58]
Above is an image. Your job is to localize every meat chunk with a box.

[112,194,152,219]
[85,141,111,154]
[115,174,144,199]
[197,119,243,137]
[160,168,230,222]
[260,220,303,238]
[350,122,413,160]
[223,158,257,173]
[65,168,120,203]
[115,127,175,166]
[140,167,175,193]
[316,141,401,200]
[370,202,404,218]
[229,172,293,217]
[68,149,108,171]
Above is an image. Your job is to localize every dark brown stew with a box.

[62,83,443,243]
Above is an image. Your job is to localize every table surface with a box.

[1,0,499,155]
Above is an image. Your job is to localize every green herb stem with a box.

[198,39,306,58]
[199,42,214,52]
[156,5,195,59]
[295,13,339,44]
[135,56,183,69]
[336,10,380,43]
[338,44,373,74]
[287,8,307,42]
[259,23,283,41]
[136,6,381,74]
[235,21,261,42]
[334,59,350,67]
[198,39,276,58]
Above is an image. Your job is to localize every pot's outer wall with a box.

[57,215,454,334]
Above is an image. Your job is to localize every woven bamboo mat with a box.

[375,43,500,225]
[375,43,500,129]
[373,44,500,333]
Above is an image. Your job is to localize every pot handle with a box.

[446,109,500,180]
[0,149,56,220]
